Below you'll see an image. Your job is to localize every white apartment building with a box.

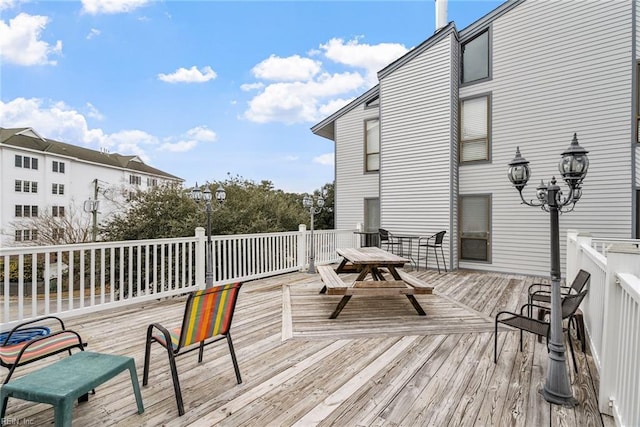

[312,0,639,277]
[0,127,182,247]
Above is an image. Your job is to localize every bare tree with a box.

[10,201,93,246]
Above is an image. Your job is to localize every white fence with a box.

[566,230,640,427]
[1,227,359,328]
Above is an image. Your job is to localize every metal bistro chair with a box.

[494,289,588,372]
[417,231,447,273]
[378,228,401,254]
[143,283,243,416]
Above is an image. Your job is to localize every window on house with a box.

[31,206,38,217]
[15,180,22,192]
[15,155,38,169]
[52,184,65,195]
[365,119,380,172]
[31,230,38,241]
[15,155,22,167]
[23,205,31,217]
[53,228,64,241]
[23,181,30,192]
[15,205,22,217]
[52,206,65,217]
[460,95,490,163]
[129,175,142,185]
[31,182,38,193]
[364,198,380,232]
[365,97,379,108]
[23,230,31,241]
[461,30,489,84]
[23,156,31,169]
[459,194,491,262]
[52,161,66,173]
[147,177,158,187]
[15,230,22,242]
[32,158,38,170]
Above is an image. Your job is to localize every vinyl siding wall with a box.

[459,0,634,275]
[334,105,380,230]
[379,32,455,266]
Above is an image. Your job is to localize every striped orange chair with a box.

[0,316,85,384]
[142,283,243,416]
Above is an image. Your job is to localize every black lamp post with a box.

[303,194,325,274]
[507,133,589,406]
[191,182,226,288]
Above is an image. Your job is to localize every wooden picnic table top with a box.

[336,247,410,265]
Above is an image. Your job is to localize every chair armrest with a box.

[146,323,178,352]
[1,316,66,346]
[519,303,551,316]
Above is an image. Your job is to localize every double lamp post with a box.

[191,183,226,288]
[303,194,325,274]
[507,133,589,406]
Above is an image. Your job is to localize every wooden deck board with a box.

[1,269,607,426]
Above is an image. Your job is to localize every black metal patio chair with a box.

[378,228,401,254]
[494,289,588,372]
[417,231,447,273]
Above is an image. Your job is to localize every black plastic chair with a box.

[417,231,447,273]
[494,289,588,372]
[378,229,401,254]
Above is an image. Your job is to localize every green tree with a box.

[100,183,202,241]
[313,182,334,230]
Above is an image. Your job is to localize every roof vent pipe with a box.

[435,0,448,32]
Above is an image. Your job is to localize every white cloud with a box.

[240,82,264,92]
[186,126,217,142]
[242,36,408,125]
[81,0,150,15]
[320,37,408,85]
[157,66,217,84]
[86,28,101,40]
[86,103,104,120]
[159,140,197,153]
[313,153,334,166]
[0,13,62,66]
[284,155,299,161]
[0,0,15,11]
[0,97,161,162]
[252,55,321,82]
[244,72,365,124]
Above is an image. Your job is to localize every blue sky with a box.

[1,0,503,193]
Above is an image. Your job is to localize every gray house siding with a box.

[379,31,456,265]
[334,104,380,230]
[458,0,634,275]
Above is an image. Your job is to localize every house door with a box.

[364,198,380,246]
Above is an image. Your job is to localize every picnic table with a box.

[317,247,433,319]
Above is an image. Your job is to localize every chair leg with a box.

[567,328,578,373]
[198,341,205,363]
[166,347,185,416]
[440,247,447,272]
[433,247,441,273]
[494,318,499,363]
[226,333,242,384]
[143,326,154,386]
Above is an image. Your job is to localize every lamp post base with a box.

[539,387,578,407]
[307,259,316,274]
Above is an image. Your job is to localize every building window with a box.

[147,177,158,187]
[53,228,64,241]
[15,180,22,192]
[461,29,489,84]
[14,155,38,170]
[460,94,490,163]
[459,194,491,262]
[52,161,66,173]
[365,97,379,108]
[23,181,30,192]
[52,206,65,217]
[15,230,22,242]
[16,205,38,217]
[52,183,65,195]
[365,119,380,172]
[15,205,22,217]
[130,175,142,185]
[31,182,38,193]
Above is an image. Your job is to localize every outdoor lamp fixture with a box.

[191,182,226,288]
[507,133,589,406]
[303,194,325,274]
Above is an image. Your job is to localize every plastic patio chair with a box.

[417,231,447,273]
[143,283,243,416]
[0,316,85,384]
[494,289,588,372]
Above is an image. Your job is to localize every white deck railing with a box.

[566,230,640,426]
[1,227,359,328]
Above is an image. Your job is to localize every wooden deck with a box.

[2,269,612,426]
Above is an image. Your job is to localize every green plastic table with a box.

[0,351,144,427]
